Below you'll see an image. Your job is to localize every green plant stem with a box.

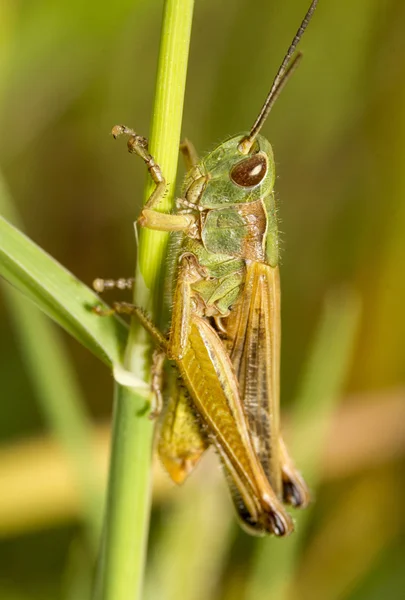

[95,2,195,599]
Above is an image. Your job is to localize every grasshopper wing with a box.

[224,262,310,508]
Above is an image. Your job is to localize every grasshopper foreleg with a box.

[179,138,199,170]
[112,124,196,233]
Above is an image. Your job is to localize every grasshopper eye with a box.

[230,154,268,188]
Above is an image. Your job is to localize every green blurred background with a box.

[1,0,405,598]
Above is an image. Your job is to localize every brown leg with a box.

[112,124,195,233]
[169,254,207,360]
[92,277,134,293]
[92,301,168,350]
[279,437,310,508]
[180,138,199,170]
[150,349,166,419]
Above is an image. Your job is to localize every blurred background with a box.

[1,0,405,598]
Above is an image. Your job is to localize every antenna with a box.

[239,0,319,154]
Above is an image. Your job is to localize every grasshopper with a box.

[94,0,318,536]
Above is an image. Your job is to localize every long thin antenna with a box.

[239,0,318,154]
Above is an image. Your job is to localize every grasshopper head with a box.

[197,0,318,210]
[200,134,275,208]
[187,0,318,211]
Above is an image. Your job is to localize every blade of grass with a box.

[245,288,361,600]
[95,2,195,600]
[0,175,108,547]
[0,213,129,371]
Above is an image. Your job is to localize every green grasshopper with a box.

[94,0,318,536]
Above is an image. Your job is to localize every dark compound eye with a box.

[230,153,268,188]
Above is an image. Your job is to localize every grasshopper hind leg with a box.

[279,437,310,509]
[219,451,291,537]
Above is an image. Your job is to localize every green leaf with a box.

[0,214,129,369]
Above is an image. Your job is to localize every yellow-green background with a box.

[0,0,404,598]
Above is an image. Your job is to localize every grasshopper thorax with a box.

[183,134,275,210]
